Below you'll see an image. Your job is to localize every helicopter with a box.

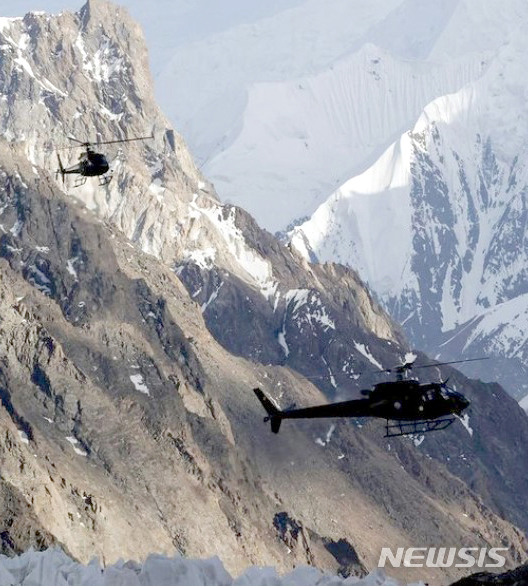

[55,134,153,187]
[254,358,484,437]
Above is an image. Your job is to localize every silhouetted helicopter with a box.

[56,134,153,187]
[254,358,484,437]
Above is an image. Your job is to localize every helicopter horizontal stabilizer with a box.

[253,388,283,433]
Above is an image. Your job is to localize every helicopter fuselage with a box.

[360,379,469,420]
[254,378,470,435]
[272,380,468,422]
[56,150,111,187]
[76,150,109,176]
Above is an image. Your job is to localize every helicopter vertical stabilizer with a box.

[253,388,283,433]
[56,153,65,182]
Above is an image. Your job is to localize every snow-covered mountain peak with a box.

[290,130,415,298]
[412,87,475,136]
[0,1,215,263]
[146,0,522,233]
[290,5,528,397]
[206,46,485,232]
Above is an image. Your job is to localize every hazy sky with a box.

[2,0,78,17]
[1,0,305,75]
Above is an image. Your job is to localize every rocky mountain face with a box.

[450,561,528,585]
[1,2,528,584]
[291,16,528,402]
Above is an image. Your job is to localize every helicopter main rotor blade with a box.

[58,134,154,151]
[411,357,489,370]
[91,134,154,146]
[66,136,90,146]
[57,144,86,151]
[291,356,489,385]
[364,356,489,378]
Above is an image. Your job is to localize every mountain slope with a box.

[1,2,528,584]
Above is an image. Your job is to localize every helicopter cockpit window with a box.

[440,388,451,400]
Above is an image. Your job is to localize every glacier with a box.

[0,548,421,586]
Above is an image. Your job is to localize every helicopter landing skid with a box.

[73,176,88,187]
[70,174,112,188]
[385,417,455,438]
[98,173,113,187]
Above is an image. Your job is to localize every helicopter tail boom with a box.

[253,388,283,433]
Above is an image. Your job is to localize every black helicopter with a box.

[254,358,483,437]
[56,134,153,187]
